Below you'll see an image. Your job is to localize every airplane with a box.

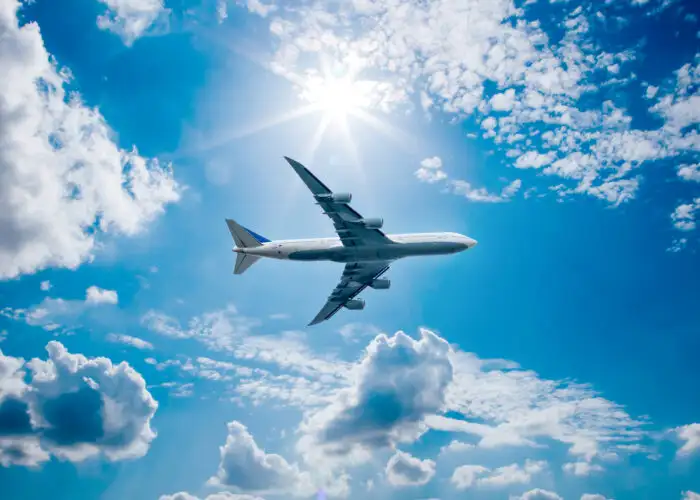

[226,156,478,326]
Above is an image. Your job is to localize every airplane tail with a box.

[225,219,270,275]
[234,253,260,275]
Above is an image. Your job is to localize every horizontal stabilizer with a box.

[234,253,260,275]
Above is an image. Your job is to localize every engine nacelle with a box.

[370,278,390,290]
[345,298,366,310]
[360,217,384,229]
[317,192,352,203]
[332,192,352,203]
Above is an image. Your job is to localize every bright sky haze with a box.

[0,1,699,500]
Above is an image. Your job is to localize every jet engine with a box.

[345,298,366,310]
[331,192,352,203]
[316,192,352,203]
[359,217,384,229]
[370,278,390,290]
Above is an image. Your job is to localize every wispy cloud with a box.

[416,156,522,202]
[106,333,153,350]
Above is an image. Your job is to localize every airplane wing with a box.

[284,156,392,246]
[308,261,390,326]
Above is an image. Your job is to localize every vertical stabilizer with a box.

[226,219,269,248]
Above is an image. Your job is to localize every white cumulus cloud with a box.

[85,286,118,305]
[207,420,346,498]
[385,450,436,486]
[0,0,179,280]
[451,465,489,490]
[479,460,547,488]
[96,0,168,45]
[678,163,700,182]
[676,423,700,456]
[296,329,452,467]
[208,421,304,494]
[671,198,700,231]
[512,490,563,500]
[0,340,157,466]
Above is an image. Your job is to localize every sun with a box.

[189,57,411,165]
[301,73,372,120]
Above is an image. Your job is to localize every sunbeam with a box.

[305,114,332,162]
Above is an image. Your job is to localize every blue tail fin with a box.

[243,227,270,244]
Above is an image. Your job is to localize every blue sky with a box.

[0,0,699,499]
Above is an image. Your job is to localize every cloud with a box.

[439,440,474,455]
[250,1,698,210]
[676,423,700,456]
[451,465,489,490]
[207,421,350,498]
[160,494,265,500]
[96,0,168,45]
[580,495,612,500]
[0,341,157,466]
[671,198,700,231]
[338,323,381,343]
[450,178,522,203]
[426,347,648,463]
[297,329,452,466]
[511,490,563,500]
[85,286,118,305]
[136,310,652,486]
[562,461,604,476]
[3,286,120,333]
[0,0,179,280]
[667,238,688,253]
[682,492,700,500]
[385,450,436,486]
[208,421,302,494]
[106,333,154,350]
[268,313,289,320]
[478,460,547,488]
[143,306,349,381]
[678,163,700,182]
[415,156,447,184]
[416,157,522,202]
[39,281,51,292]
[141,310,190,339]
[244,0,276,18]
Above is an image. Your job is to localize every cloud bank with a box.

[0,340,158,466]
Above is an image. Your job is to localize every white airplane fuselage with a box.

[235,232,477,263]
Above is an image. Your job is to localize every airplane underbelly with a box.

[288,242,459,262]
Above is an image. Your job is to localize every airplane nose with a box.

[463,237,477,249]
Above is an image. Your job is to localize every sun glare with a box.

[191,57,412,166]
[303,75,371,120]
